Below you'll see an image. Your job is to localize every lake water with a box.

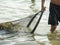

[0,0,60,45]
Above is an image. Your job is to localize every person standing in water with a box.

[41,0,60,34]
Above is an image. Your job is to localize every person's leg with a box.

[50,25,57,33]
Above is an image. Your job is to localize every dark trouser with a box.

[48,3,60,26]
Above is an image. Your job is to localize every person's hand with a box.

[41,6,46,12]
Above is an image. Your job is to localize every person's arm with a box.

[41,0,46,11]
[41,0,45,7]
